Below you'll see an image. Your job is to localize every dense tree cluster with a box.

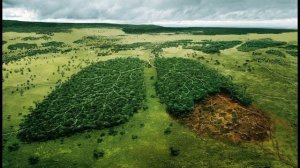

[286,50,298,57]
[278,44,298,50]
[155,58,252,117]
[17,58,146,142]
[22,36,51,41]
[110,42,153,52]
[73,36,118,48]
[3,40,73,64]
[3,47,73,64]
[41,41,66,48]
[251,57,290,66]
[237,38,286,52]
[265,50,285,57]
[183,40,242,54]
[7,43,38,50]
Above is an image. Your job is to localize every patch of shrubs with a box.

[17,58,146,142]
[278,44,298,50]
[8,43,38,50]
[22,35,51,41]
[237,38,286,52]
[251,56,291,66]
[286,50,298,57]
[132,135,138,140]
[41,41,66,48]
[169,147,180,156]
[164,127,172,135]
[265,50,285,57]
[108,129,118,136]
[7,143,20,152]
[93,150,105,159]
[28,156,39,165]
[183,40,242,54]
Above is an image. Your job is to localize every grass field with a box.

[2,24,298,167]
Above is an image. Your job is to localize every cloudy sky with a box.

[3,0,298,28]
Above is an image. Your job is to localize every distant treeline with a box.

[122,27,297,35]
[2,20,140,34]
[3,20,297,35]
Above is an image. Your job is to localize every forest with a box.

[155,57,252,117]
[17,58,146,142]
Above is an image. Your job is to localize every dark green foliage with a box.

[286,50,298,57]
[22,36,50,41]
[158,40,193,48]
[111,42,152,52]
[252,51,262,55]
[169,147,180,156]
[97,138,103,143]
[108,129,118,136]
[7,143,20,152]
[184,40,242,54]
[251,56,291,66]
[278,44,298,50]
[237,38,286,52]
[122,26,296,35]
[93,150,104,159]
[164,127,172,135]
[2,40,7,45]
[97,51,111,56]
[4,20,296,35]
[265,50,285,57]
[3,20,129,34]
[132,135,138,140]
[155,58,252,117]
[41,41,66,48]
[73,35,117,48]
[28,156,39,165]
[7,43,38,50]
[2,47,72,64]
[17,58,146,142]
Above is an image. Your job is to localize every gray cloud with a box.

[2,0,298,28]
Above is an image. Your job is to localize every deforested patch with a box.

[179,93,271,143]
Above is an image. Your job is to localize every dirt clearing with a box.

[179,93,271,143]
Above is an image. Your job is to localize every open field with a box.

[2,21,298,167]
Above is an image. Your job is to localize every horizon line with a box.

[3,19,298,30]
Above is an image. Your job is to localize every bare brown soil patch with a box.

[179,94,271,143]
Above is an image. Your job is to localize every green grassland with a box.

[2,21,298,168]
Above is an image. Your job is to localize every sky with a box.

[2,0,298,28]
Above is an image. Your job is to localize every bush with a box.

[28,156,39,165]
[7,143,20,152]
[169,147,180,156]
[93,150,104,159]
[265,50,285,57]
